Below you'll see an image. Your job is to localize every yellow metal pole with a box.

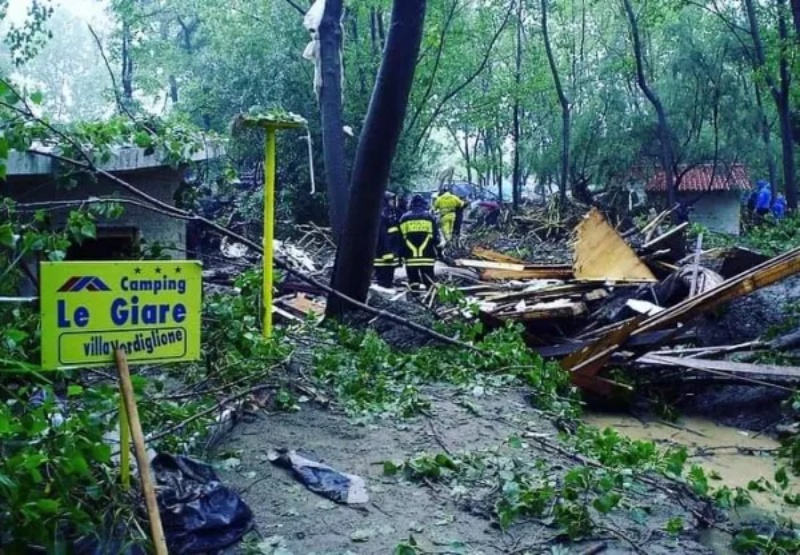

[263,127,277,338]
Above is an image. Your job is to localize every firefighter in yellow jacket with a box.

[433,185,466,242]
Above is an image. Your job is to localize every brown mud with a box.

[218,387,716,554]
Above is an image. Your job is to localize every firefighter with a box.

[374,192,400,288]
[399,194,442,290]
[433,185,466,242]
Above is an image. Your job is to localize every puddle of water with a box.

[584,412,799,520]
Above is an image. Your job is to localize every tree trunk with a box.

[542,0,570,206]
[791,0,800,38]
[778,0,797,209]
[318,0,349,238]
[464,129,472,184]
[326,0,427,317]
[622,0,676,209]
[744,0,796,209]
[121,22,134,102]
[754,82,778,189]
[512,0,523,209]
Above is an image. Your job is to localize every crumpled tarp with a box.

[152,453,253,555]
[268,448,368,504]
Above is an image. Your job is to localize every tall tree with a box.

[541,0,570,205]
[743,0,796,208]
[318,0,349,237]
[622,0,677,209]
[511,0,523,209]
[327,0,427,317]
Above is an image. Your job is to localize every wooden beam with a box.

[638,354,800,380]
[472,246,527,264]
[481,267,574,281]
[457,259,528,272]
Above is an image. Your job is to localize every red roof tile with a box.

[646,164,753,193]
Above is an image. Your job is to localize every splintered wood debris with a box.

[442,209,800,395]
[573,208,657,282]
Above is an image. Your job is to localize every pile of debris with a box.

[448,208,800,396]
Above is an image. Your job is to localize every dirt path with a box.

[218,387,716,554]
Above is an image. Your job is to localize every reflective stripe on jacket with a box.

[399,209,440,265]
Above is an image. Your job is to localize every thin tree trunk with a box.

[327,0,427,317]
[512,0,523,209]
[121,22,134,102]
[622,0,676,209]
[464,128,472,184]
[542,0,570,205]
[318,0,349,237]
[791,0,800,38]
[744,0,796,209]
[778,0,797,209]
[755,81,778,190]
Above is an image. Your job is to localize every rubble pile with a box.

[445,207,800,396]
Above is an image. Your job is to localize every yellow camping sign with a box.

[40,261,202,369]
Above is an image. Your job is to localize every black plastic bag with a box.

[152,453,253,554]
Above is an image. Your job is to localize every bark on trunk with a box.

[542,0,570,206]
[755,82,778,189]
[326,0,427,317]
[464,129,472,184]
[744,0,796,209]
[121,23,134,102]
[778,0,797,209]
[512,0,523,209]
[318,0,349,238]
[791,0,800,38]
[622,0,676,209]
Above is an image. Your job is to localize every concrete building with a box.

[646,164,752,235]
[2,146,217,261]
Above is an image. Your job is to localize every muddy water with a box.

[584,413,799,520]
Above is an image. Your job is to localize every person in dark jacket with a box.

[374,192,401,288]
[399,194,441,290]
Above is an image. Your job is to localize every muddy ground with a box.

[218,386,719,555]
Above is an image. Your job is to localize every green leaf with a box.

[775,467,789,491]
[507,435,523,449]
[30,91,44,105]
[67,385,84,397]
[665,517,684,535]
[0,223,15,248]
[35,499,60,513]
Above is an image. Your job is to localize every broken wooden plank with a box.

[638,354,800,380]
[561,317,643,379]
[534,329,696,358]
[634,245,800,338]
[497,300,587,321]
[285,294,326,317]
[573,208,657,283]
[472,246,527,265]
[481,267,574,281]
[457,259,528,272]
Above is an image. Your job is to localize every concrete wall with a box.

[1,167,186,255]
[682,191,741,235]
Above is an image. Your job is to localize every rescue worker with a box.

[433,185,466,242]
[399,194,442,290]
[374,192,400,288]
[773,193,787,220]
[754,180,772,224]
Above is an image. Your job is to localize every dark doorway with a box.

[66,227,139,261]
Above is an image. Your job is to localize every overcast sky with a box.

[7,0,109,25]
